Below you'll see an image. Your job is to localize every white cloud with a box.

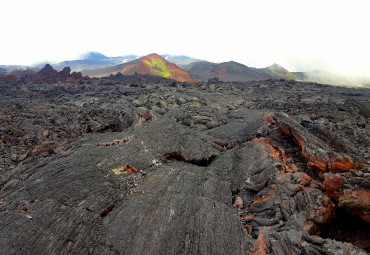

[1,0,370,77]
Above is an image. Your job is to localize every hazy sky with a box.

[1,0,370,75]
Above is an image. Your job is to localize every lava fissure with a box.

[163,152,217,167]
[188,155,217,167]
[99,199,122,218]
[266,113,362,172]
[100,204,114,217]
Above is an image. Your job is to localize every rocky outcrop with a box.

[18,64,90,83]
[322,172,343,199]
[58,66,71,78]
[266,112,362,172]
[38,63,58,77]
[259,112,370,239]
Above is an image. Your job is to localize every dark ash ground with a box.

[0,78,369,254]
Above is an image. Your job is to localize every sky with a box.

[1,0,370,76]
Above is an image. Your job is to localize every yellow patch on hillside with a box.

[143,58,173,78]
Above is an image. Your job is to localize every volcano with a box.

[87,53,194,82]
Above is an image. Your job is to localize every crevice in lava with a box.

[163,152,217,167]
[100,204,114,217]
[277,131,325,182]
[320,202,370,252]
[261,127,324,184]
[163,152,187,162]
[99,199,121,218]
[187,155,217,167]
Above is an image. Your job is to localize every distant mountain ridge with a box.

[161,55,201,66]
[82,53,301,82]
[82,52,110,60]
[35,52,139,72]
[33,52,202,73]
[2,52,318,84]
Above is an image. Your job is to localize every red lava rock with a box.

[266,113,361,172]
[244,224,253,235]
[254,137,299,173]
[112,165,138,175]
[253,189,274,204]
[328,157,361,172]
[124,165,137,174]
[303,151,328,172]
[339,190,370,223]
[264,113,275,124]
[250,228,267,255]
[323,173,343,200]
[299,172,312,186]
[243,215,255,222]
[253,137,281,161]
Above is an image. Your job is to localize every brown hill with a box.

[84,53,194,82]
[258,63,298,80]
[188,61,272,82]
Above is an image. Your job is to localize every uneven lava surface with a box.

[0,77,370,254]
